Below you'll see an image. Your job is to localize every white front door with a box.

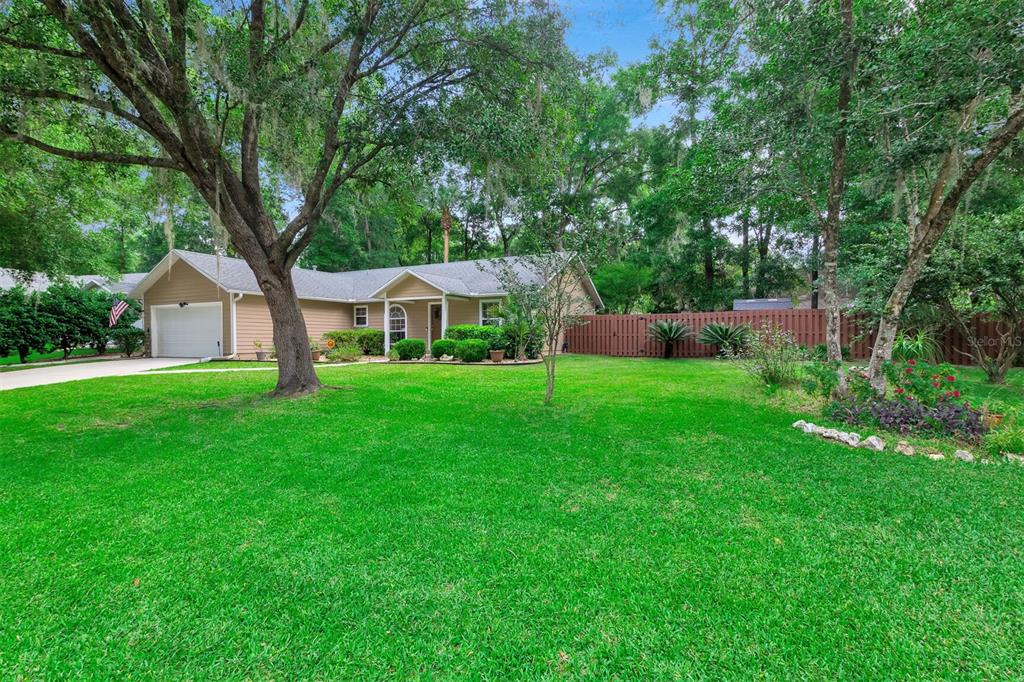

[153,303,223,357]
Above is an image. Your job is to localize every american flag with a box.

[109,299,130,327]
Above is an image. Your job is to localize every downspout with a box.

[441,293,448,338]
[225,292,244,358]
[384,292,390,352]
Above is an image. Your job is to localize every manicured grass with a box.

[0,347,97,366]
[2,356,1023,677]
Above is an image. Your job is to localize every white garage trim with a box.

[151,302,224,358]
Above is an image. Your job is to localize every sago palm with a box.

[697,322,751,355]
[648,320,692,359]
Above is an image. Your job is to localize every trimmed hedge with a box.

[455,338,488,362]
[323,328,385,356]
[445,324,508,351]
[393,338,426,361]
[431,338,457,358]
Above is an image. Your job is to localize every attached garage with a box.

[152,303,223,357]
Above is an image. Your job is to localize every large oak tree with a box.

[0,0,548,395]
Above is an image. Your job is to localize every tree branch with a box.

[1,85,155,135]
[1,125,179,168]
[0,35,86,58]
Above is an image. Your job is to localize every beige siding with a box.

[385,275,443,299]
[303,300,353,340]
[447,298,486,326]
[143,260,231,356]
[235,296,354,359]
[567,271,597,315]
[385,300,430,342]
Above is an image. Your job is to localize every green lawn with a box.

[2,356,1023,677]
[0,347,98,366]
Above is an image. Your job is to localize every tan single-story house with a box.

[128,250,602,358]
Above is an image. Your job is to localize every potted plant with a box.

[253,339,268,362]
[309,336,321,361]
[488,327,507,363]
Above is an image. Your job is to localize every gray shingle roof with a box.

[154,250,576,302]
[0,268,147,294]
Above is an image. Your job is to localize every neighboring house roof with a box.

[733,298,793,310]
[129,250,603,307]
[0,268,146,294]
[105,272,148,294]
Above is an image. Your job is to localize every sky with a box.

[556,0,676,127]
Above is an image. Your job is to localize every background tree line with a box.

[2,0,1021,392]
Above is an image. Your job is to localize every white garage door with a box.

[153,304,223,357]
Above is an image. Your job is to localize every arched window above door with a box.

[389,304,407,342]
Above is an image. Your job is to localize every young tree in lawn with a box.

[0,285,52,363]
[862,0,1024,391]
[0,0,550,396]
[488,253,590,404]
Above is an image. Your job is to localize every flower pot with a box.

[489,349,505,363]
[311,350,321,361]
[255,351,268,362]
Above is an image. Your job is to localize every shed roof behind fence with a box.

[732,298,793,311]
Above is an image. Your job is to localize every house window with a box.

[354,305,368,327]
[480,300,503,326]
[389,305,407,341]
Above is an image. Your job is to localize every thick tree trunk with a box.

[822,0,855,369]
[866,258,923,393]
[441,205,451,263]
[754,222,772,299]
[425,220,434,264]
[810,232,820,309]
[702,214,714,291]
[741,211,751,298]
[259,266,321,396]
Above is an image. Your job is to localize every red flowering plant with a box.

[882,359,966,407]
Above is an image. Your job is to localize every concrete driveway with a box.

[0,358,199,391]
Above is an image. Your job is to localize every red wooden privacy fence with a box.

[565,310,1019,362]
[566,310,874,359]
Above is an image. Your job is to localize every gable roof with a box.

[128,250,602,307]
